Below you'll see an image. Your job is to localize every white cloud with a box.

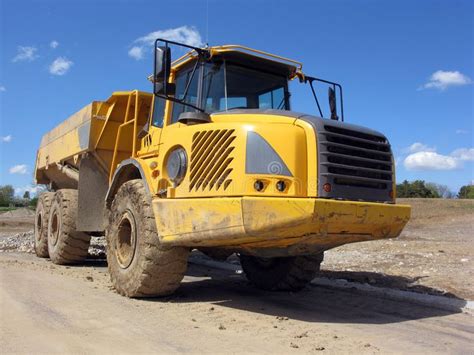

[0,85,5,92]
[451,148,474,161]
[403,144,474,171]
[49,57,73,75]
[129,26,203,60]
[12,46,39,62]
[9,164,28,175]
[455,129,469,134]
[403,142,436,154]
[1,135,12,143]
[128,46,145,60]
[15,184,44,197]
[419,70,472,91]
[404,152,459,171]
[50,40,59,49]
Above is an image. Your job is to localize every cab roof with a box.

[172,44,303,78]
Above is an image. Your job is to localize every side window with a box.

[171,68,199,124]
[152,97,165,128]
[258,87,285,109]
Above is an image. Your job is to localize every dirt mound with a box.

[0,208,35,218]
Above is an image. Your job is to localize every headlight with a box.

[166,147,187,186]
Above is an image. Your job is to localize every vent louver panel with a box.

[317,122,394,202]
[189,129,236,192]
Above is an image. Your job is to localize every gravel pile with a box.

[0,230,107,259]
[0,231,35,253]
[89,236,107,258]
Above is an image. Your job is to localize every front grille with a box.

[189,129,236,192]
[317,122,393,202]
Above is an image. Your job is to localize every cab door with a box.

[138,96,166,156]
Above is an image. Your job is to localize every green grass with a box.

[0,206,17,212]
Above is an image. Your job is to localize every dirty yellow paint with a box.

[153,197,411,251]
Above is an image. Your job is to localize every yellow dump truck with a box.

[34,40,410,297]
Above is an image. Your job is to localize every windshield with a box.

[171,60,290,122]
[202,61,289,113]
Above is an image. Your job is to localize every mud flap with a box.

[77,155,108,232]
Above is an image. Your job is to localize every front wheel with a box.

[106,179,189,298]
[239,253,324,291]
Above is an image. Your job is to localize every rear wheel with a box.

[239,253,324,291]
[106,179,189,298]
[34,192,54,258]
[48,189,91,264]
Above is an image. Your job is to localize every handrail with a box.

[109,90,143,181]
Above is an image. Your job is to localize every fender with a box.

[105,158,153,208]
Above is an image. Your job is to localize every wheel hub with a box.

[116,210,137,269]
[36,213,43,240]
[50,210,60,246]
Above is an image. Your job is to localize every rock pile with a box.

[0,231,35,253]
[89,236,107,258]
[0,230,107,259]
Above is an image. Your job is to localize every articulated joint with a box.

[56,163,79,182]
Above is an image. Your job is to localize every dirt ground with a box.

[1,252,473,354]
[0,199,473,353]
[321,198,474,299]
[0,207,34,236]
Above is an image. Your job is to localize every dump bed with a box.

[36,103,97,171]
[35,91,152,188]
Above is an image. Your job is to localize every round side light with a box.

[254,180,264,192]
[276,180,286,192]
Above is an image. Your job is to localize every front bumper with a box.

[152,197,410,256]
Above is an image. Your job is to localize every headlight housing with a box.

[166,147,187,186]
[246,131,292,176]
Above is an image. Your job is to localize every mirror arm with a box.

[153,38,209,113]
[307,79,324,117]
[154,38,208,58]
[305,76,344,122]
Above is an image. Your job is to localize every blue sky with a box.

[1,0,473,196]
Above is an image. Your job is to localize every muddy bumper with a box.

[152,197,411,255]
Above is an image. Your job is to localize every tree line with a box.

[0,185,39,208]
[396,180,474,199]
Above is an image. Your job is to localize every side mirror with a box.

[328,87,338,120]
[154,46,173,95]
[155,46,171,82]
